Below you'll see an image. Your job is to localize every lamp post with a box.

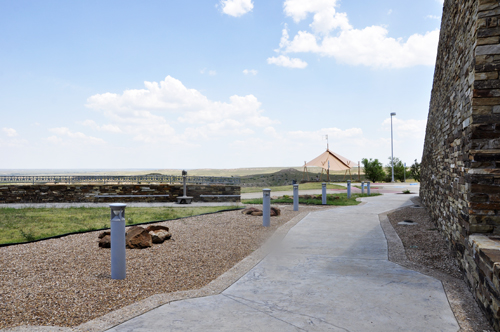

[390,112,396,183]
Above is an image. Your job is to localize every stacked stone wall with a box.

[0,184,240,204]
[421,0,500,329]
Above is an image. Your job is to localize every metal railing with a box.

[0,175,240,185]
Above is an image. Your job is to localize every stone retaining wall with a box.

[421,0,500,329]
[0,184,240,204]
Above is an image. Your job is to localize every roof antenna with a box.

[324,134,329,150]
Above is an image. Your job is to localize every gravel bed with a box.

[387,197,494,332]
[0,204,325,329]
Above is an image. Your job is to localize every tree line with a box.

[361,158,420,183]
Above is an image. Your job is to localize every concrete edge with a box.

[73,208,323,332]
[378,202,469,332]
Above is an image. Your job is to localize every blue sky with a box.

[0,0,443,169]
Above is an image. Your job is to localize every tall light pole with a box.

[390,112,396,182]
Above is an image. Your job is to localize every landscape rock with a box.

[241,207,261,215]
[145,225,171,243]
[242,207,280,217]
[98,235,111,248]
[98,230,110,239]
[125,226,152,249]
[270,207,281,216]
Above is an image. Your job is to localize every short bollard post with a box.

[361,181,365,194]
[367,181,371,195]
[347,180,351,199]
[293,184,299,211]
[322,182,327,205]
[263,189,271,227]
[110,203,126,280]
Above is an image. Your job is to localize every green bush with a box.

[410,159,421,182]
[361,158,386,183]
[385,157,406,182]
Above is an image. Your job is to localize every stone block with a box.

[476,71,500,80]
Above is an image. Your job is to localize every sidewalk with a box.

[241,182,420,200]
[104,193,458,332]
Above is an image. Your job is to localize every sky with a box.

[0,0,444,170]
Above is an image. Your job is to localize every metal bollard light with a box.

[361,181,365,194]
[293,184,299,211]
[322,182,327,205]
[347,180,351,199]
[367,181,371,195]
[110,203,127,280]
[263,189,271,227]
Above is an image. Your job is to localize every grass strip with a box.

[0,206,240,245]
[241,182,347,193]
[242,193,381,206]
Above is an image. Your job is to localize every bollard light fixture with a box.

[390,112,396,183]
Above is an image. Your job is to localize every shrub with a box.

[410,159,421,182]
[385,157,406,182]
[361,158,386,183]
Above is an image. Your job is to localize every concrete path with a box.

[106,193,458,332]
[241,182,420,199]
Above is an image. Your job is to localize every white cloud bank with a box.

[219,0,253,17]
[267,55,308,68]
[85,76,277,143]
[269,0,440,69]
[2,128,18,137]
[243,69,258,75]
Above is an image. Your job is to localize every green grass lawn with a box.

[242,193,381,206]
[241,182,347,193]
[0,206,239,245]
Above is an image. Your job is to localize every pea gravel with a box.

[0,204,326,329]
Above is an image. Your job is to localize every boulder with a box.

[242,207,261,215]
[126,226,152,249]
[98,230,110,239]
[145,225,172,243]
[270,207,281,216]
[98,234,111,248]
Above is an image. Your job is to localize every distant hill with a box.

[0,167,364,186]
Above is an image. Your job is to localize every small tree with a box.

[362,158,386,183]
[385,157,405,182]
[410,159,421,182]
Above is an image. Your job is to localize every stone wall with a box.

[421,0,500,329]
[0,184,240,204]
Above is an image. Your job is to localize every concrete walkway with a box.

[241,182,420,199]
[106,193,459,332]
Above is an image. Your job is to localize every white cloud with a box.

[86,76,277,144]
[81,120,122,133]
[48,127,105,145]
[243,69,258,75]
[381,118,427,139]
[284,0,339,22]
[426,15,440,20]
[289,127,362,140]
[219,0,253,17]
[2,128,18,137]
[275,0,440,68]
[267,55,308,68]
[387,9,392,15]
[310,8,351,35]
[200,68,217,75]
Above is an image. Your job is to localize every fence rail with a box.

[0,175,240,185]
